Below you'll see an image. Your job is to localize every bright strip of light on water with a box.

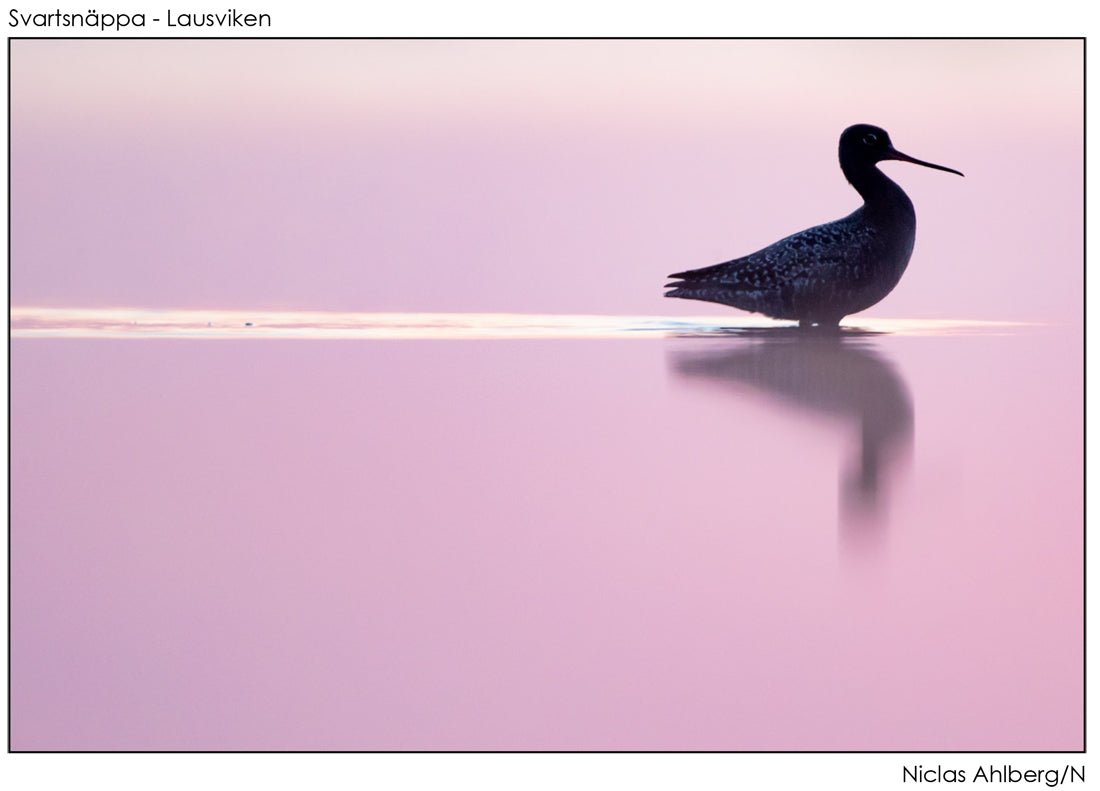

[9,307,1036,340]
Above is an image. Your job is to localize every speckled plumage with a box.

[664,124,962,327]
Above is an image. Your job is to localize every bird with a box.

[664,124,963,328]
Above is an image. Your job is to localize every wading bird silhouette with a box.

[664,124,963,328]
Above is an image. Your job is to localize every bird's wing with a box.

[668,219,865,291]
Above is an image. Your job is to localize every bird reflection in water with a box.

[667,328,913,553]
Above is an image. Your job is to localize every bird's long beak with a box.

[885,147,964,177]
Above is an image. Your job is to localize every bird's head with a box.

[840,124,964,177]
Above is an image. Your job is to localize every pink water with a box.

[9,320,1082,751]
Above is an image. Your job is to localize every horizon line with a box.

[9,306,1041,340]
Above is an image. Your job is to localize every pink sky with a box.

[9,39,1083,322]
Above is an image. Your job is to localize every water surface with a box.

[10,312,1083,750]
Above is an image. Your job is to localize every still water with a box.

[10,312,1083,751]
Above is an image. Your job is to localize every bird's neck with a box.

[844,163,915,220]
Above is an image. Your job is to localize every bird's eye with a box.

[861,133,879,146]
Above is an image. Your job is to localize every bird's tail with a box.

[663,263,730,304]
